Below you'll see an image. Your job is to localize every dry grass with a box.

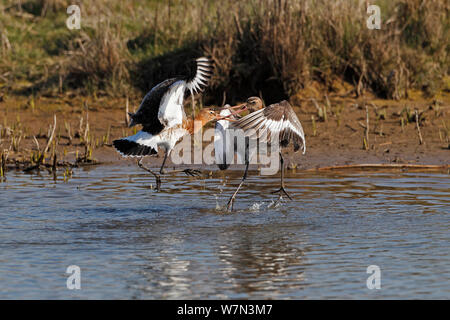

[0,0,449,101]
[203,0,449,100]
[61,22,130,96]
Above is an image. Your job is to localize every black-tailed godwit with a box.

[215,98,305,210]
[113,57,217,189]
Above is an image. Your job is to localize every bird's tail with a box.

[113,131,158,157]
[186,57,213,95]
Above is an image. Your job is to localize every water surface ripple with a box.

[0,165,449,299]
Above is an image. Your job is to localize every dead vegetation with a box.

[0,0,448,180]
[61,23,130,96]
[0,101,103,182]
[0,0,448,102]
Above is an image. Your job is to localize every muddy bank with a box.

[0,93,449,175]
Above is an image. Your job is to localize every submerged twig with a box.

[415,110,424,145]
[0,151,6,180]
[42,114,57,158]
[311,115,317,136]
[64,121,72,145]
[32,135,40,150]
[364,105,370,150]
[23,115,56,172]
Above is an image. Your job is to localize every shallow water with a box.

[0,165,449,299]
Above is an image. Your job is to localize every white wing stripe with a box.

[197,72,210,79]
[158,80,186,128]
[124,130,159,149]
[187,58,213,94]
[195,78,208,85]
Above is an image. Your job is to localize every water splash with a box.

[213,193,223,210]
[267,198,282,209]
[249,202,263,212]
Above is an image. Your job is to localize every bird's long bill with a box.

[216,114,238,121]
[226,103,246,111]
[216,104,248,120]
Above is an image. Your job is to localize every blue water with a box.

[0,165,449,299]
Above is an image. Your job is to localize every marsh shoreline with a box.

[1,93,449,177]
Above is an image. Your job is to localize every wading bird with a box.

[215,97,265,169]
[215,98,264,167]
[215,97,306,211]
[115,107,225,190]
[113,57,218,189]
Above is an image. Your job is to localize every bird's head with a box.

[245,97,264,113]
[196,108,221,123]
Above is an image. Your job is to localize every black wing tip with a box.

[113,139,157,157]
[279,127,305,153]
[280,139,290,148]
[293,136,306,153]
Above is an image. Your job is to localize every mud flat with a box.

[1,93,449,177]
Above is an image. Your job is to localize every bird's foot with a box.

[226,197,235,212]
[183,168,202,177]
[137,159,162,191]
[271,186,292,201]
[154,175,162,191]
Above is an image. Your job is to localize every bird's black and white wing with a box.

[113,78,185,157]
[231,100,306,153]
[128,78,177,134]
[156,57,213,128]
[127,57,213,131]
[185,57,213,95]
[113,57,214,158]
[157,80,187,128]
[113,130,159,158]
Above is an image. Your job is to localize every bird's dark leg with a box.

[226,161,249,212]
[158,149,202,177]
[159,150,169,174]
[165,168,203,177]
[138,158,161,191]
[271,152,292,201]
[163,148,202,177]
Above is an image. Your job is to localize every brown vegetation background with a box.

[0,0,449,174]
[1,0,449,102]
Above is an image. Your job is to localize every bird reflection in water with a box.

[215,225,308,298]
